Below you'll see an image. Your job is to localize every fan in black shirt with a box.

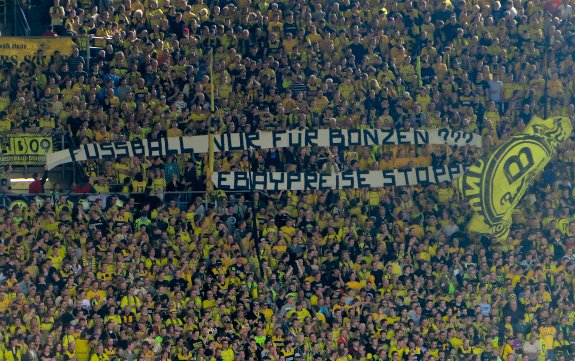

[88,210,109,236]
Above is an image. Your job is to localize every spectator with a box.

[66,47,86,73]
[0,0,574,360]
[48,0,65,34]
[28,170,48,194]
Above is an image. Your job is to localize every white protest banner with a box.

[46,136,203,170]
[46,128,481,170]
[211,164,468,191]
[211,128,481,151]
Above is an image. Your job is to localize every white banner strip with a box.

[211,164,468,190]
[45,136,204,170]
[46,128,481,170]
[211,128,481,151]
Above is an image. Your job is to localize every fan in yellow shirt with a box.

[166,120,183,137]
[219,339,235,361]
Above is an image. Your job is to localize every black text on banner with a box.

[211,128,481,152]
[212,164,468,191]
[46,128,481,170]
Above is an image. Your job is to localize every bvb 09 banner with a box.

[0,37,75,65]
[0,133,53,165]
[456,117,572,241]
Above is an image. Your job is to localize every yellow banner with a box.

[0,37,75,65]
[456,116,572,240]
[0,133,53,165]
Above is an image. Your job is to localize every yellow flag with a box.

[416,56,422,87]
[210,48,215,113]
[206,131,214,192]
[207,46,215,194]
[456,116,572,240]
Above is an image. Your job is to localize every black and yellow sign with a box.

[8,200,29,211]
[0,37,75,65]
[0,133,53,165]
[456,117,572,240]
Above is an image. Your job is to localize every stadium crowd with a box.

[0,0,575,359]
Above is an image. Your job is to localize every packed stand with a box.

[0,0,575,359]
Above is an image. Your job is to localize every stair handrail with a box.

[15,0,30,36]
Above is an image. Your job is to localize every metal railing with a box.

[0,129,67,145]
[0,190,253,211]
[84,35,112,70]
[14,1,29,36]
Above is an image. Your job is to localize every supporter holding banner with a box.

[456,116,572,241]
[212,163,467,190]
[46,128,481,169]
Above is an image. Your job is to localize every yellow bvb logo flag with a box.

[456,116,572,241]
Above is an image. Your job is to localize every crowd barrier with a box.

[0,189,250,210]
